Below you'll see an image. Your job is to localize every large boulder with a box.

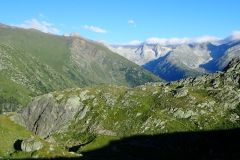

[172,87,188,98]
[21,137,43,152]
[12,93,87,138]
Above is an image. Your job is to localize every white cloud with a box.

[231,31,240,40]
[83,25,107,33]
[193,36,220,43]
[128,40,142,45]
[15,19,60,34]
[145,37,190,45]
[128,20,136,27]
[128,20,135,24]
[145,36,220,45]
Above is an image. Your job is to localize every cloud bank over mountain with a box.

[14,18,60,34]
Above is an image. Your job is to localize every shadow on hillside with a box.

[23,128,240,160]
[78,128,240,160]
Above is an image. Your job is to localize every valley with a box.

[0,11,240,159]
[0,26,239,158]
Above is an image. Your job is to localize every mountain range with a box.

[1,22,240,159]
[108,37,240,81]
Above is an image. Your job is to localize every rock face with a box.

[13,58,240,148]
[13,93,86,138]
[21,137,43,152]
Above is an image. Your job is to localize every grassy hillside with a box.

[51,82,240,147]
[0,25,160,112]
[13,58,240,158]
[2,58,240,159]
[0,113,77,159]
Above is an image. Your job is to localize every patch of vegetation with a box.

[0,114,32,157]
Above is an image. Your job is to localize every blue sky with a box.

[0,0,240,44]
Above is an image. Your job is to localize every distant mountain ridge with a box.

[108,38,240,81]
[108,43,173,65]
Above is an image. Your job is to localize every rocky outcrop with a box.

[21,137,43,152]
[13,93,87,138]
[172,87,188,98]
[223,57,240,72]
[172,58,240,88]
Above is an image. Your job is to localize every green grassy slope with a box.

[0,113,77,159]
[52,83,240,147]
[0,25,161,112]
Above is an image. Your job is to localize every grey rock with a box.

[211,79,221,88]
[173,109,197,119]
[21,137,43,152]
[13,93,86,138]
[173,109,185,118]
[229,113,239,123]
[173,87,188,98]
[103,93,117,106]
